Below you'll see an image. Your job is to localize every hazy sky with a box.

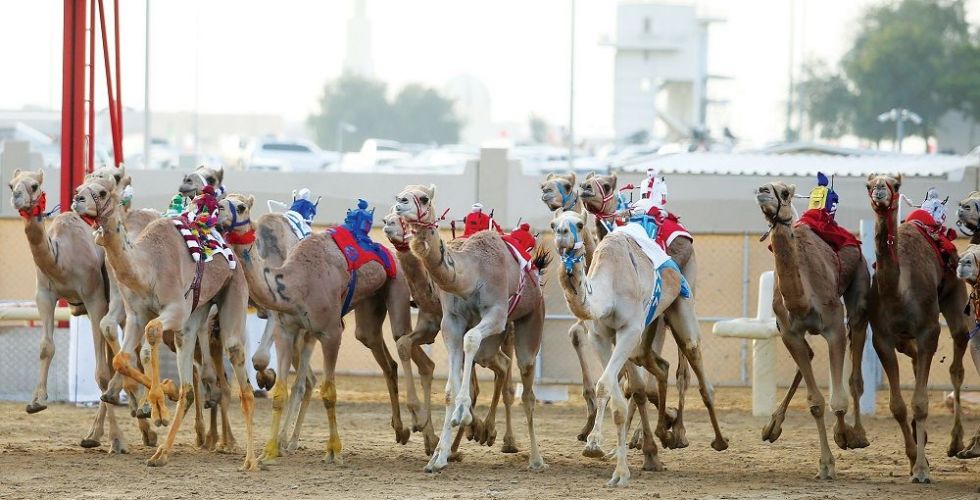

[3,0,979,146]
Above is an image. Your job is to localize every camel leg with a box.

[27,289,57,414]
[499,326,518,454]
[512,309,546,471]
[411,339,438,455]
[940,285,971,458]
[354,300,410,446]
[763,369,803,443]
[145,305,202,467]
[275,333,315,459]
[260,326,296,463]
[589,325,642,487]
[448,307,507,433]
[192,367,208,449]
[665,300,728,453]
[211,333,236,454]
[286,366,316,453]
[634,344,671,451]
[957,335,980,459]
[252,311,279,391]
[569,320,598,442]
[778,329,834,479]
[319,325,345,465]
[909,335,938,483]
[824,322,853,452]
[425,315,465,472]
[79,299,113,448]
[875,337,917,470]
[583,327,614,459]
[476,344,510,447]
[669,334,690,449]
[214,285,257,471]
[626,363,664,472]
[841,268,870,450]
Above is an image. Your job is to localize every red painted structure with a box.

[60,0,124,211]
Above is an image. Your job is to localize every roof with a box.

[618,151,979,181]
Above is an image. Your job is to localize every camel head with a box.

[956,191,980,236]
[579,172,618,215]
[393,184,437,225]
[179,165,224,197]
[540,172,578,211]
[550,210,586,254]
[8,168,45,213]
[755,181,796,224]
[865,173,902,212]
[216,193,255,234]
[382,209,409,248]
[958,245,980,283]
[71,177,118,226]
[86,164,130,192]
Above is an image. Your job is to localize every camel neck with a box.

[557,253,592,320]
[769,222,810,315]
[872,207,901,294]
[228,225,290,314]
[98,208,148,292]
[394,247,439,311]
[409,224,468,294]
[22,215,65,280]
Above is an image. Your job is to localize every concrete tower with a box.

[343,0,375,78]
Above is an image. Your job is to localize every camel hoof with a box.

[606,469,630,487]
[79,438,101,449]
[449,403,471,428]
[286,439,300,454]
[642,455,666,472]
[576,431,588,442]
[135,404,151,419]
[468,418,483,442]
[629,428,643,449]
[582,443,605,459]
[146,451,169,467]
[322,451,344,466]
[203,399,217,410]
[216,441,237,454]
[816,462,836,480]
[947,424,965,457]
[153,417,169,428]
[424,458,448,473]
[240,458,260,472]
[25,402,47,414]
[101,391,121,405]
[256,368,276,391]
[483,425,497,447]
[955,436,980,459]
[711,437,729,452]
[501,436,519,454]
[761,413,784,443]
[109,438,129,455]
[141,429,157,448]
[910,474,931,484]
[528,459,548,472]
[847,427,870,450]
[396,427,411,445]
[671,429,690,449]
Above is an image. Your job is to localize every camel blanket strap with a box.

[341,269,358,317]
[644,259,691,326]
[185,259,206,311]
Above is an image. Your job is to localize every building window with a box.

[643,17,651,34]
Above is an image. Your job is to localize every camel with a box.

[957,191,980,244]
[754,182,870,479]
[955,245,980,456]
[866,174,971,482]
[382,210,519,457]
[219,193,413,465]
[70,178,257,470]
[393,184,550,473]
[550,209,727,486]
[577,172,694,448]
[6,168,136,453]
[178,165,225,198]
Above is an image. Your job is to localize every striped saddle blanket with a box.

[171,215,237,269]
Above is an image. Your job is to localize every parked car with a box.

[241,137,339,172]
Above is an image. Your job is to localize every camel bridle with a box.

[957,199,980,237]
[759,183,793,242]
[867,178,900,257]
[545,181,579,212]
[81,185,115,227]
[586,177,618,221]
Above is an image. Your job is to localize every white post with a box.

[68,316,102,403]
[859,219,879,415]
[752,271,777,417]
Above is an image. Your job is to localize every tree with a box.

[308,75,461,151]
[800,0,979,143]
[390,84,460,145]
[528,114,549,143]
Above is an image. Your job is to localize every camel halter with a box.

[401,193,449,231]
[558,220,585,276]
[16,188,59,221]
[79,185,115,228]
[969,264,980,338]
[759,184,793,242]
[547,181,579,212]
[389,217,412,252]
[222,200,255,245]
[957,199,980,237]
[587,177,619,223]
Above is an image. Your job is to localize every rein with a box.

[17,190,59,221]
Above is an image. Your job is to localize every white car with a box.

[242,138,339,172]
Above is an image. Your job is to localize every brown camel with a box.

[178,165,225,198]
[754,182,870,480]
[6,168,134,453]
[956,191,980,245]
[550,209,727,486]
[382,210,517,457]
[866,174,971,482]
[219,193,413,465]
[71,178,257,470]
[578,172,694,448]
[394,184,550,473]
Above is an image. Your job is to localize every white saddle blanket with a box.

[284,210,313,240]
[613,222,671,269]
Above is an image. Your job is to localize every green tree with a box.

[528,114,549,143]
[390,84,460,145]
[308,75,461,151]
[800,0,978,143]
[308,74,392,152]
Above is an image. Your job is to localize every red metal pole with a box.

[61,0,87,211]
[96,0,121,167]
[113,0,123,162]
[87,0,95,172]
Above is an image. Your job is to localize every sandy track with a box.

[1,377,979,499]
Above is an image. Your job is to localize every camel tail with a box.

[531,244,552,274]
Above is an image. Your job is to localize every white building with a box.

[606,2,721,142]
[343,0,375,78]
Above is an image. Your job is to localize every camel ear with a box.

[787,184,796,198]
[545,173,556,181]
[970,191,980,198]
[866,173,877,182]
[585,171,595,180]
[245,195,255,209]
[427,184,437,199]
[215,165,225,183]
[12,168,21,178]
[610,174,618,185]
[36,168,43,184]
[567,172,577,185]
[894,173,903,186]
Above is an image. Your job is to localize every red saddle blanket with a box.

[501,223,536,270]
[327,225,397,279]
[795,209,860,252]
[656,212,693,250]
[905,209,958,270]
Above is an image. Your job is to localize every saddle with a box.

[905,209,958,271]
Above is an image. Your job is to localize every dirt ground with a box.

[2,377,980,500]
